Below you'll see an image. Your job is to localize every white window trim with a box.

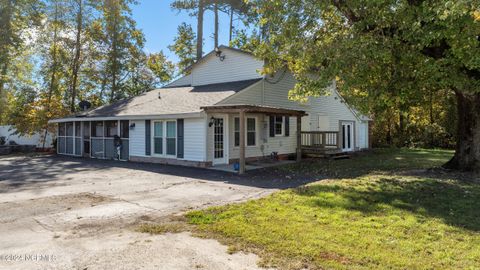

[233,116,258,148]
[274,116,284,137]
[151,120,178,158]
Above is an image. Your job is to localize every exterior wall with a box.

[166,74,192,87]
[129,117,207,162]
[130,155,211,168]
[357,121,369,149]
[184,117,207,161]
[220,70,370,150]
[129,120,146,157]
[0,125,54,148]
[227,114,298,160]
[191,49,263,86]
[205,112,298,163]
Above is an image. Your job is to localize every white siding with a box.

[0,125,53,147]
[191,48,263,86]
[129,120,146,157]
[358,121,369,149]
[166,74,192,87]
[226,114,298,160]
[222,70,360,133]
[184,118,207,161]
[217,70,369,155]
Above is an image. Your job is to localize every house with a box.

[0,125,54,148]
[50,46,371,173]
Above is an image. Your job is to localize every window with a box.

[234,117,256,147]
[275,116,283,135]
[92,121,104,137]
[234,118,240,147]
[120,120,129,138]
[247,118,256,146]
[105,121,118,137]
[166,121,176,155]
[153,121,163,154]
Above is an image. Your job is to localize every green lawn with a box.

[186,148,480,269]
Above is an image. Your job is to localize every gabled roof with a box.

[183,45,255,73]
[50,79,262,122]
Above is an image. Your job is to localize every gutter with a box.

[48,112,205,123]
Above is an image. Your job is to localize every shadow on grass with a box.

[294,177,480,231]
[282,148,454,179]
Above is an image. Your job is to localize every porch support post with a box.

[296,115,302,162]
[239,110,246,174]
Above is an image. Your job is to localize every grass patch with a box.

[187,148,480,269]
[137,223,188,234]
[283,148,454,178]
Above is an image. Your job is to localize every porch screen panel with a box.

[91,138,104,158]
[74,122,81,155]
[104,138,115,159]
[120,139,129,160]
[58,137,66,154]
[75,138,81,155]
[66,138,74,154]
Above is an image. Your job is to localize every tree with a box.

[147,51,175,85]
[169,22,197,74]
[96,0,145,102]
[0,0,43,123]
[249,0,480,171]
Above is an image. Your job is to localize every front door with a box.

[341,121,354,152]
[213,117,227,165]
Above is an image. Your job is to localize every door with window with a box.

[213,117,227,165]
[341,121,354,152]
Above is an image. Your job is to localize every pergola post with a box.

[239,110,246,174]
[296,115,302,162]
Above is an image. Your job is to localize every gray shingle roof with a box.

[76,79,262,118]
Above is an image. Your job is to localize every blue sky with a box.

[131,1,238,63]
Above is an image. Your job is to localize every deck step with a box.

[330,154,351,160]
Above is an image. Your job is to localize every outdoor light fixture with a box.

[214,47,226,61]
[208,116,216,127]
[129,123,135,130]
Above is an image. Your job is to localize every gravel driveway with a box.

[0,155,307,270]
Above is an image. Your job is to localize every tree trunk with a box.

[43,1,60,149]
[196,0,204,60]
[443,92,480,172]
[0,63,7,101]
[70,0,83,112]
[229,7,233,42]
[214,0,219,48]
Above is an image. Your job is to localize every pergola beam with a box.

[201,104,306,117]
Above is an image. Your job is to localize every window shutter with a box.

[269,116,275,137]
[285,116,290,136]
[177,119,184,158]
[145,120,151,156]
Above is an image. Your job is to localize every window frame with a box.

[151,120,177,157]
[233,116,257,147]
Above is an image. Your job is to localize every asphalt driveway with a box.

[0,155,307,270]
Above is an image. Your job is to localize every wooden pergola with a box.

[201,104,307,174]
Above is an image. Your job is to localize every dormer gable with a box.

[167,46,264,87]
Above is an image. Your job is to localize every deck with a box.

[300,131,347,158]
